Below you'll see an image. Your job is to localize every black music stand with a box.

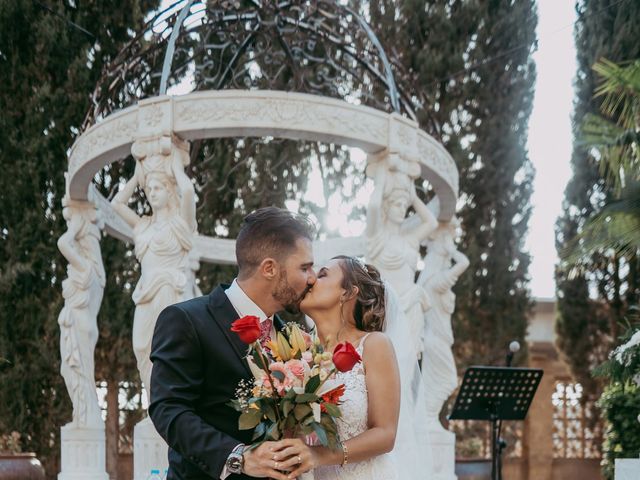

[449,366,543,480]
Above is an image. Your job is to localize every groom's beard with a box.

[273,271,311,314]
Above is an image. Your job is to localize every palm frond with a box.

[580,113,639,192]
[592,58,640,130]
[560,182,640,266]
[561,212,640,264]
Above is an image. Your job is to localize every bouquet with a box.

[228,315,361,449]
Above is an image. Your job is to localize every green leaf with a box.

[294,404,312,421]
[266,422,281,440]
[252,422,267,441]
[323,403,341,418]
[282,399,295,417]
[305,374,321,393]
[264,403,277,423]
[238,409,262,430]
[295,393,318,403]
[311,422,329,447]
[283,389,297,400]
[252,350,267,372]
[284,414,297,431]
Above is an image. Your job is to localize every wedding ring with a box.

[274,461,279,469]
[297,455,302,464]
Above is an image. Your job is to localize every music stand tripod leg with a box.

[491,413,498,480]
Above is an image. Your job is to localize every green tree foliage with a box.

[369,0,537,368]
[556,0,640,402]
[0,1,158,477]
[563,59,640,261]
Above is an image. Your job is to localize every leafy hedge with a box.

[594,320,640,479]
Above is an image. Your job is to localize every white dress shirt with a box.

[224,279,275,339]
[220,279,273,479]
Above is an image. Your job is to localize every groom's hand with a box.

[243,441,290,480]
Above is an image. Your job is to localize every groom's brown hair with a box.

[236,207,315,279]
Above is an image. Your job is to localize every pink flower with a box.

[267,362,293,395]
[269,361,286,375]
[301,331,313,348]
[285,359,305,379]
[301,351,313,364]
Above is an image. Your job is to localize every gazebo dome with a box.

[83,0,419,130]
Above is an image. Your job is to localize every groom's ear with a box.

[259,257,278,280]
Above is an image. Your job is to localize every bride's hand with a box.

[272,438,318,478]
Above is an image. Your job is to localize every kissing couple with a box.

[150,207,425,480]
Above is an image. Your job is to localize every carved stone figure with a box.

[366,153,438,361]
[418,220,469,427]
[111,135,198,399]
[57,197,105,428]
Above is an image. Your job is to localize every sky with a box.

[525,0,577,299]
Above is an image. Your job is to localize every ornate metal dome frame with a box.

[68,0,458,264]
[83,0,423,129]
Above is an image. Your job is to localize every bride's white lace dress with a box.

[314,334,398,480]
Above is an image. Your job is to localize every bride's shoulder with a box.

[361,331,395,358]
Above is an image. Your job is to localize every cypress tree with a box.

[0,1,158,477]
[370,0,537,369]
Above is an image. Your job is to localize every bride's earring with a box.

[337,299,346,341]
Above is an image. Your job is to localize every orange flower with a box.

[320,384,346,412]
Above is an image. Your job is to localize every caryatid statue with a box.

[366,153,438,362]
[418,219,469,427]
[57,196,106,428]
[111,135,199,399]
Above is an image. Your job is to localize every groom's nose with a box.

[307,268,317,286]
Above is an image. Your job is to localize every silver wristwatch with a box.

[225,444,245,475]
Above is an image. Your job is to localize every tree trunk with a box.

[106,380,119,480]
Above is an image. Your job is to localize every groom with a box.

[149,207,316,480]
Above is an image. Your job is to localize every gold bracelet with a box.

[341,442,348,467]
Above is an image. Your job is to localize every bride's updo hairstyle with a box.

[333,255,386,332]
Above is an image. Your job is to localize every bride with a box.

[270,255,402,480]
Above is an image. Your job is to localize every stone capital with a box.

[136,96,174,139]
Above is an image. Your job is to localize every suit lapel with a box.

[207,285,253,378]
[273,314,286,333]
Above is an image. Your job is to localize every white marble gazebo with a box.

[56,3,465,480]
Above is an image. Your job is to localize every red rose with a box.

[230,315,261,344]
[332,342,362,372]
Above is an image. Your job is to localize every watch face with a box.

[228,455,242,473]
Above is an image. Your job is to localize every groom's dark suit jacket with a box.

[149,285,285,480]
